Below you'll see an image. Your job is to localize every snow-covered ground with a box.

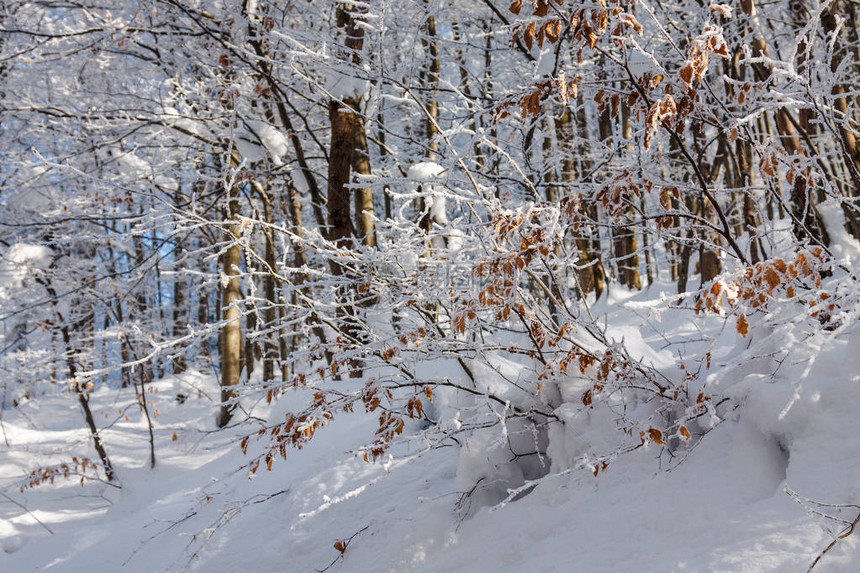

[2,286,860,573]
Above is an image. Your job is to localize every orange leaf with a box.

[509,0,522,14]
[453,313,466,334]
[582,388,593,406]
[737,314,749,337]
[679,63,694,85]
[648,428,666,446]
[524,22,536,51]
[545,20,561,43]
[761,156,775,177]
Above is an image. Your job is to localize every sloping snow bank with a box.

[2,299,860,572]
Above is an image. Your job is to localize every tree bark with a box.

[172,189,188,375]
[327,2,368,378]
[38,275,115,481]
[352,112,377,248]
[218,180,242,427]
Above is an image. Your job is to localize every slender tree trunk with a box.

[131,216,155,385]
[422,1,441,161]
[616,96,642,290]
[38,276,115,481]
[153,238,166,379]
[198,271,210,360]
[452,21,483,169]
[253,186,279,384]
[352,113,377,248]
[244,302,256,380]
[415,0,443,242]
[173,198,188,374]
[573,90,606,298]
[218,179,243,427]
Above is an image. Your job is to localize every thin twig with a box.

[316,525,370,573]
[0,491,54,535]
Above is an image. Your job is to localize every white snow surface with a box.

[2,286,860,572]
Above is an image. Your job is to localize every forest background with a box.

[2,0,860,570]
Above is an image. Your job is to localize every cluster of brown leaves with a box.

[639,425,691,447]
[569,2,643,55]
[361,386,434,462]
[758,144,813,189]
[364,412,406,462]
[595,171,649,217]
[494,79,554,121]
[633,389,717,452]
[636,19,728,149]
[510,0,565,51]
[243,380,433,472]
[679,25,729,89]
[695,247,832,336]
[643,94,678,150]
[356,384,403,462]
[243,391,339,475]
[557,192,586,224]
[20,457,98,491]
[461,208,564,332]
[576,346,639,404]
[554,342,597,378]
[592,173,679,229]
[502,0,643,120]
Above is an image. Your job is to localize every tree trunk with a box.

[172,191,188,375]
[218,181,242,428]
[616,96,641,290]
[38,275,115,481]
[352,112,377,248]
[327,2,368,378]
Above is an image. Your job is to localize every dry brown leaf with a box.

[737,313,749,337]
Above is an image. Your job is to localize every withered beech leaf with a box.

[737,313,749,337]
[648,428,666,446]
